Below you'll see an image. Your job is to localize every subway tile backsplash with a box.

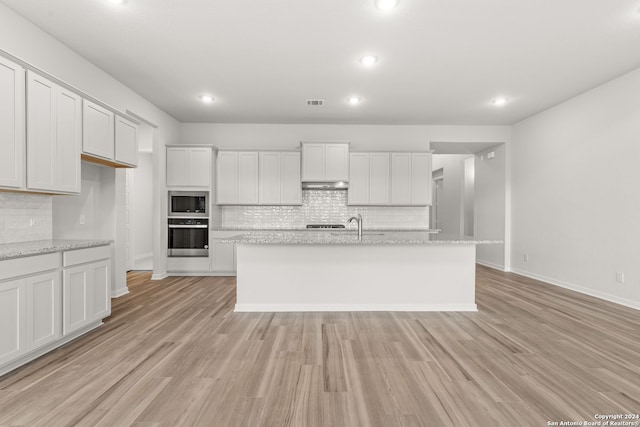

[221,190,429,229]
[0,193,53,244]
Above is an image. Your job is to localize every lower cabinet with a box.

[0,245,111,376]
[63,248,111,336]
[210,231,238,274]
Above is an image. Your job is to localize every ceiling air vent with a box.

[306,99,325,106]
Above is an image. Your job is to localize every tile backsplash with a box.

[222,190,429,229]
[0,193,53,244]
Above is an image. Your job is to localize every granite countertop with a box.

[211,227,439,232]
[0,240,113,261]
[221,230,502,245]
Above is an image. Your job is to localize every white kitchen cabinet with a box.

[0,252,60,370]
[62,246,111,336]
[216,151,260,205]
[0,278,25,366]
[114,115,138,167]
[390,152,432,206]
[26,71,81,194]
[281,152,302,204]
[25,271,61,352]
[211,231,237,274]
[82,99,114,161]
[301,142,349,182]
[238,152,259,204]
[259,151,302,205]
[0,56,25,190]
[166,146,212,187]
[348,153,390,205]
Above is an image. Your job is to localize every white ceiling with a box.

[3,0,640,125]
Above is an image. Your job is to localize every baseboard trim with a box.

[234,303,477,312]
[151,272,168,280]
[510,268,640,311]
[476,260,506,271]
[111,287,129,298]
[0,321,103,377]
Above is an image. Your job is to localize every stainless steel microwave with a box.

[168,191,208,217]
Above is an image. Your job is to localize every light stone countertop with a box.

[0,239,113,261]
[221,230,501,245]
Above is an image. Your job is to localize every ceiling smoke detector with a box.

[306,99,325,106]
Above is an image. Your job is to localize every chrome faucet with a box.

[348,213,363,239]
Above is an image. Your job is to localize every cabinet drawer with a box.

[63,245,110,267]
[0,253,60,282]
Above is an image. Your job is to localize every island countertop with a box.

[0,239,113,261]
[222,230,501,245]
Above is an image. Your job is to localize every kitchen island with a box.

[223,231,500,312]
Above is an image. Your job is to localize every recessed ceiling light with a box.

[492,97,508,106]
[348,96,361,105]
[375,0,398,11]
[360,55,378,66]
[109,0,125,4]
[200,95,214,103]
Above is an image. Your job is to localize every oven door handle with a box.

[168,225,209,229]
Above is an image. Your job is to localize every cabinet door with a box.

[390,153,412,205]
[0,279,26,366]
[26,271,61,352]
[63,265,90,335]
[83,100,114,160]
[281,152,302,205]
[166,147,189,186]
[411,153,432,205]
[212,241,236,272]
[348,153,370,205]
[91,261,111,320]
[217,151,239,204]
[55,88,82,194]
[325,144,349,181]
[0,56,25,189]
[188,147,211,187]
[369,153,390,205]
[238,152,259,204]
[259,152,281,204]
[301,143,325,181]
[26,72,56,192]
[115,116,138,167]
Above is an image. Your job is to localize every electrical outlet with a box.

[616,272,625,284]
[29,218,35,227]
[79,215,86,225]
[523,254,529,262]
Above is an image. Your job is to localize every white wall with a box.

[475,145,506,269]
[132,153,153,259]
[180,123,511,151]
[511,67,640,309]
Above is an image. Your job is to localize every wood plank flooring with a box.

[1,266,639,426]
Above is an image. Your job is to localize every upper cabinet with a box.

[114,115,138,167]
[0,57,25,190]
[349,152,432,206]
[82,100,138,168]
[82,100,114,160]
[348,153,390,205]
[390,152,432,206]
[301,142,349,182]
[166,146,212,187]
[217,151,301,205]
[26,71,81,194]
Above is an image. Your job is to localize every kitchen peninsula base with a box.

[235,243,477,312]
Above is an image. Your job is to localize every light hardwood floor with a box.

[0,266,639,426]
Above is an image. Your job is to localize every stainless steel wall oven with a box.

[168,218,209,257]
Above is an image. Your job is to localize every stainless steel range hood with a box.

[301,181,349,190]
